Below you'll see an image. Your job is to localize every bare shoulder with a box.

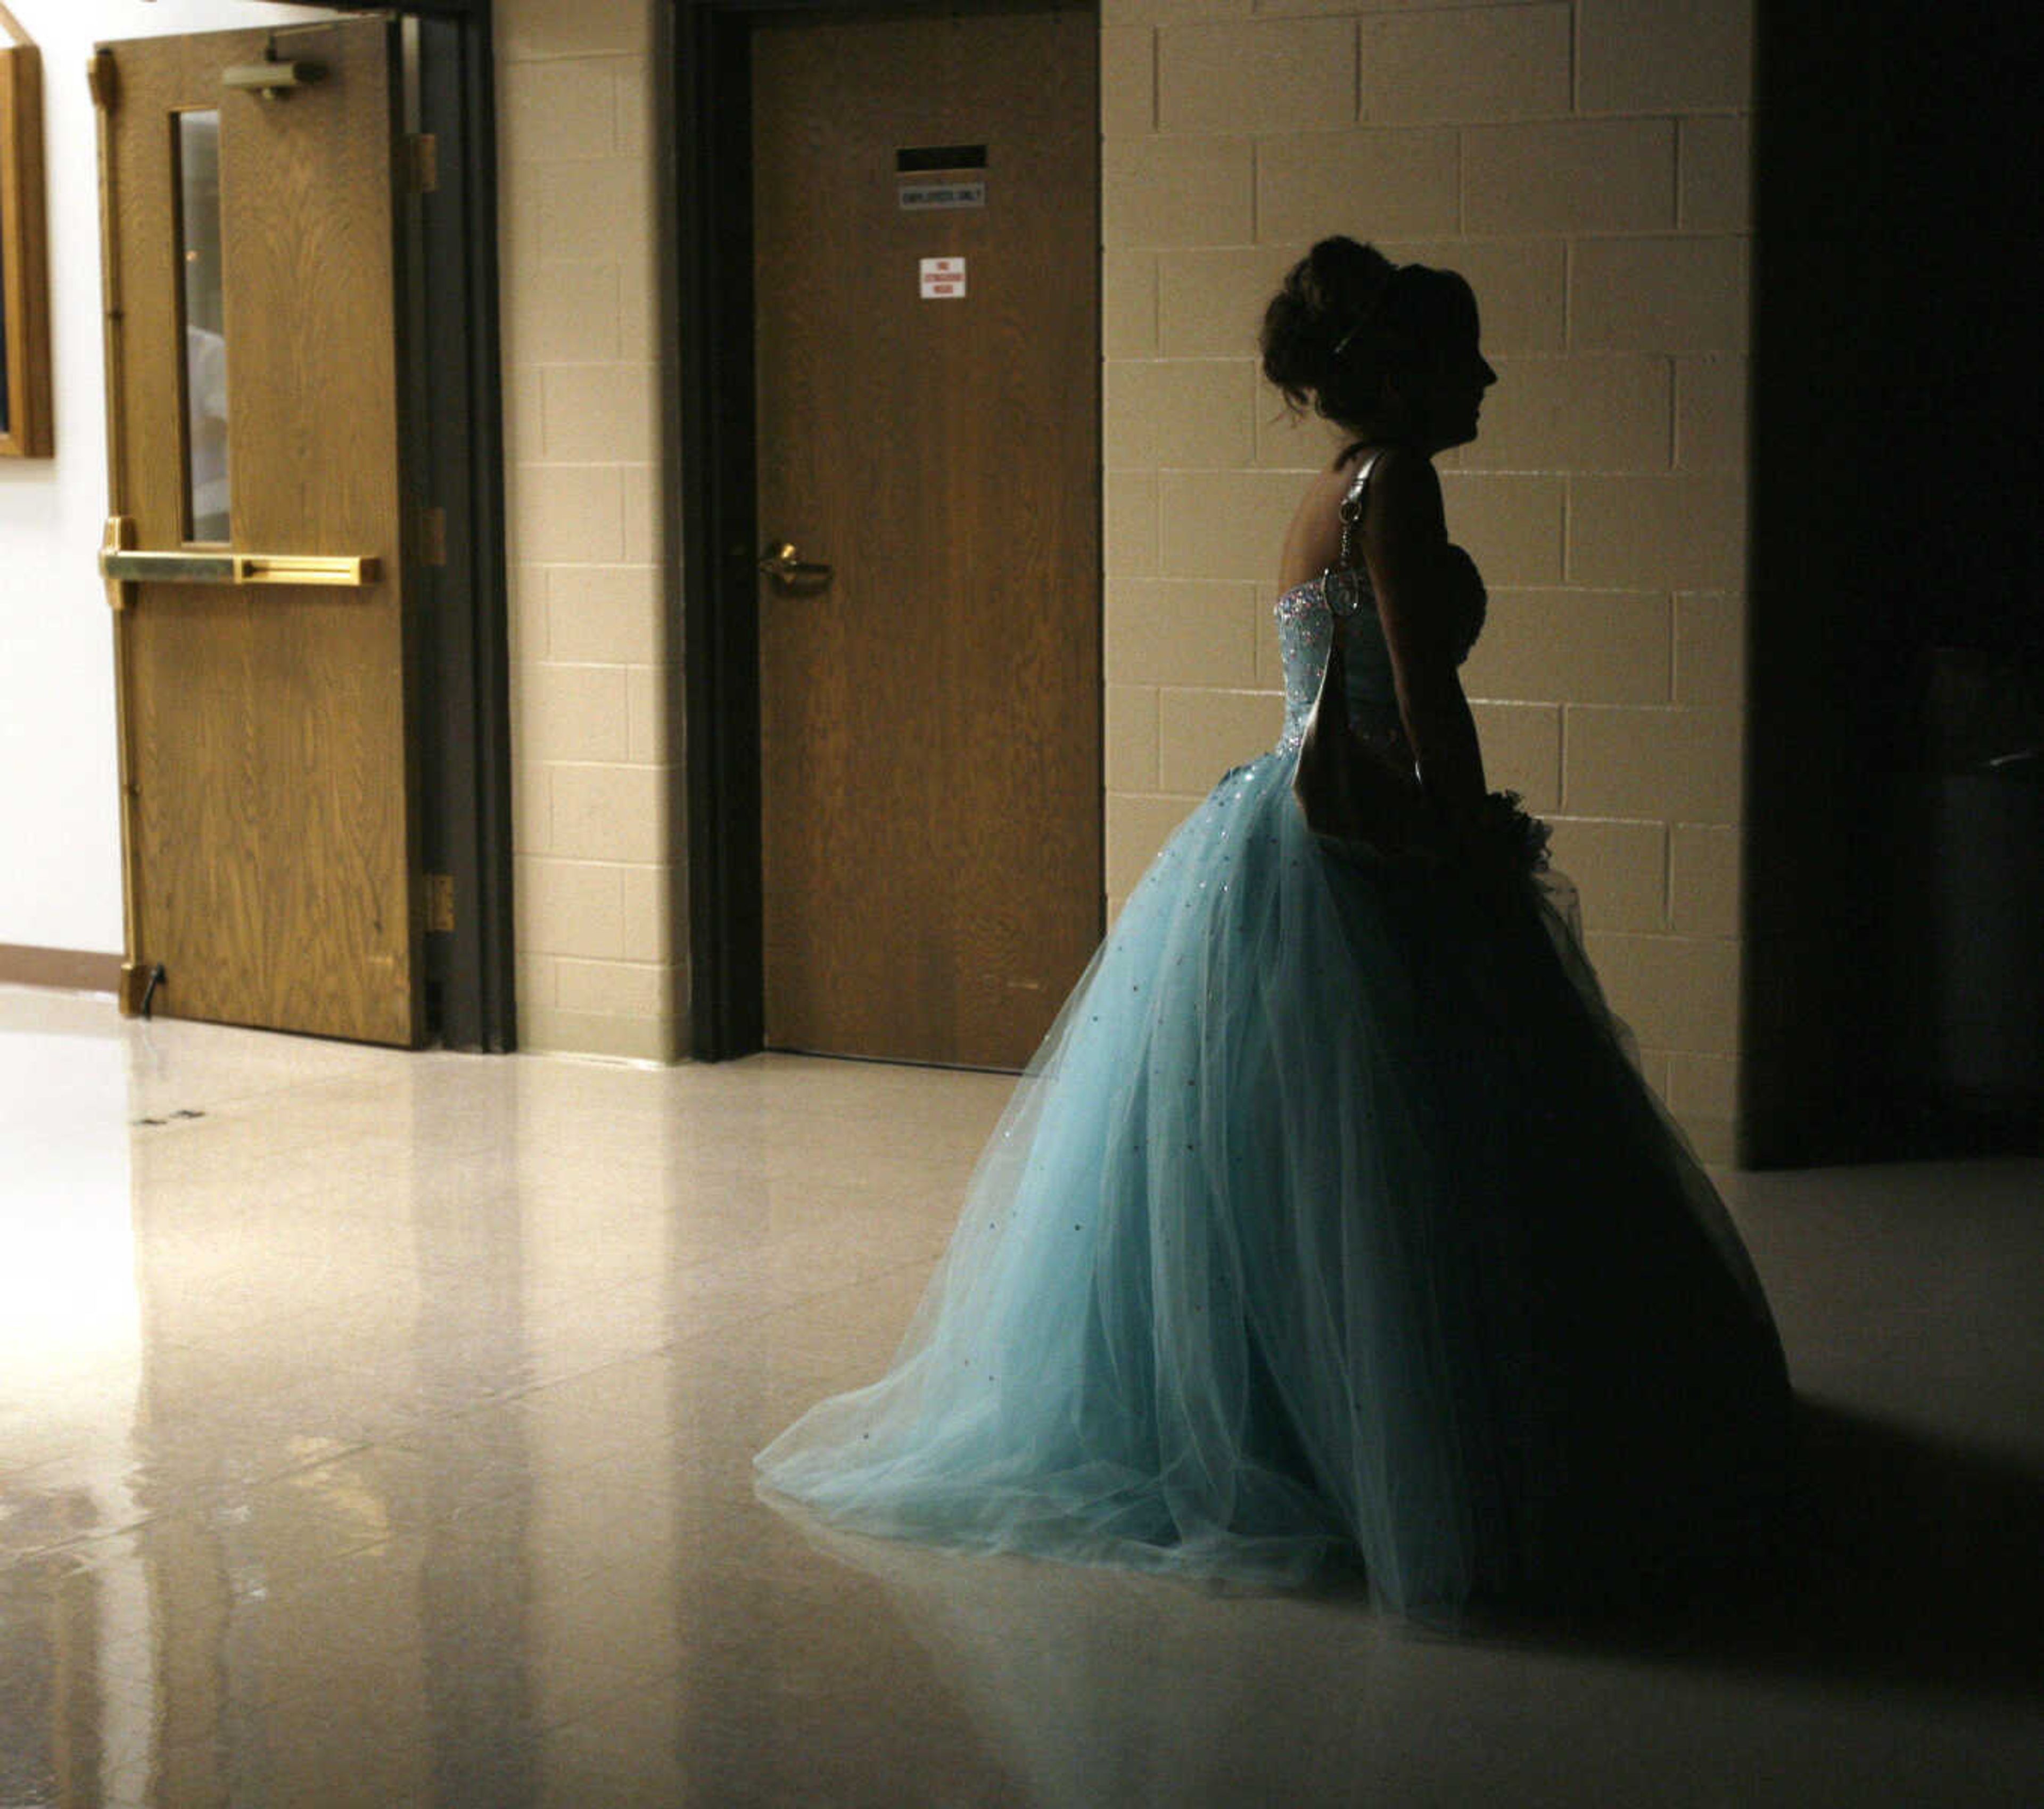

[1275,457,1365,590]
[1358,446,1447,551]
[1357,448,1468,661]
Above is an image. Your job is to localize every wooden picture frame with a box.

[1,40,53,458]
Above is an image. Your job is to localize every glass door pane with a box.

[176,110,229,543]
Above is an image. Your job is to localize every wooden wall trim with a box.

[0,945,124,993]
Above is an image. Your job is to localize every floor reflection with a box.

[1,986,2040,1807]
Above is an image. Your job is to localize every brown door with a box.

[96,19,419,1045]
[751,8,1101,1071]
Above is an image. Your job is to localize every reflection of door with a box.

[96,19,419,1045]
[751,9,1100,1071]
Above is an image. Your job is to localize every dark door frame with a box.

[282,0,514,1050]
[666,0,762,1060]
[405,6,516,1052]
[664,0,1097,1061]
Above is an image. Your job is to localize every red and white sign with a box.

[919,257,967,300]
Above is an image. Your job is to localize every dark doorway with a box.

[1744,0,2044,1162]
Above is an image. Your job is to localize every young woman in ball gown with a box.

[757,238,1792,1626]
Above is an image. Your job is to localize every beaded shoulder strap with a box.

[1323,450,1384,619]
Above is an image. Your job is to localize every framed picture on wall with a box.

[2,34,53,458]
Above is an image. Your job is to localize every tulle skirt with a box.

[756,748,1792,1623]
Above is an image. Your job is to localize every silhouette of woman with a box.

[759,237,1793,1626]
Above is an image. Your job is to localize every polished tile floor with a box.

[2,983,2041,1807]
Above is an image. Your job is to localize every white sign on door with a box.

[919,257,967,300]
[900,179,987,211]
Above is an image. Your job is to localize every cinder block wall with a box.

[490,0,1758,1155]
[496,0,681,1062]
[1102,0,1753,1159]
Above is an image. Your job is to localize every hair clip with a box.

[1331,265,1405,360]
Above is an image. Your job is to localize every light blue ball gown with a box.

[756,507,1792,1625]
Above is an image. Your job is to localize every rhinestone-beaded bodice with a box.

[1274,570,1408,759]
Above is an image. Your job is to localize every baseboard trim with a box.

[0,944,125,994]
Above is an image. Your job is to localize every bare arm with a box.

[1357,449,1488,824]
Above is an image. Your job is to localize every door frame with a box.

[404,5,517,1051]
[666,0,1100,1060]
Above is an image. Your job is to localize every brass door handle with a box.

[100,521,378,609]
[100,551,379,585]
[757,540,833,589]
[222,60,324,98]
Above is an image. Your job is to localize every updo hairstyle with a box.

[1260,237,1477,435]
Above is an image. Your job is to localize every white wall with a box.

[0,1,329,957]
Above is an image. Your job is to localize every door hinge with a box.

[425,873,456,934]
[416,505,447,568]
[406,133,439,194]
[88,48,118,112]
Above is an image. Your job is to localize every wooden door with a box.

[96,19,419,1045]
[752,9,1100,1071]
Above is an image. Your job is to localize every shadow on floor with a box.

[748,1401,2044,1804]
[1532,1396,2044,1701]
[768,1395,2044,1705]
